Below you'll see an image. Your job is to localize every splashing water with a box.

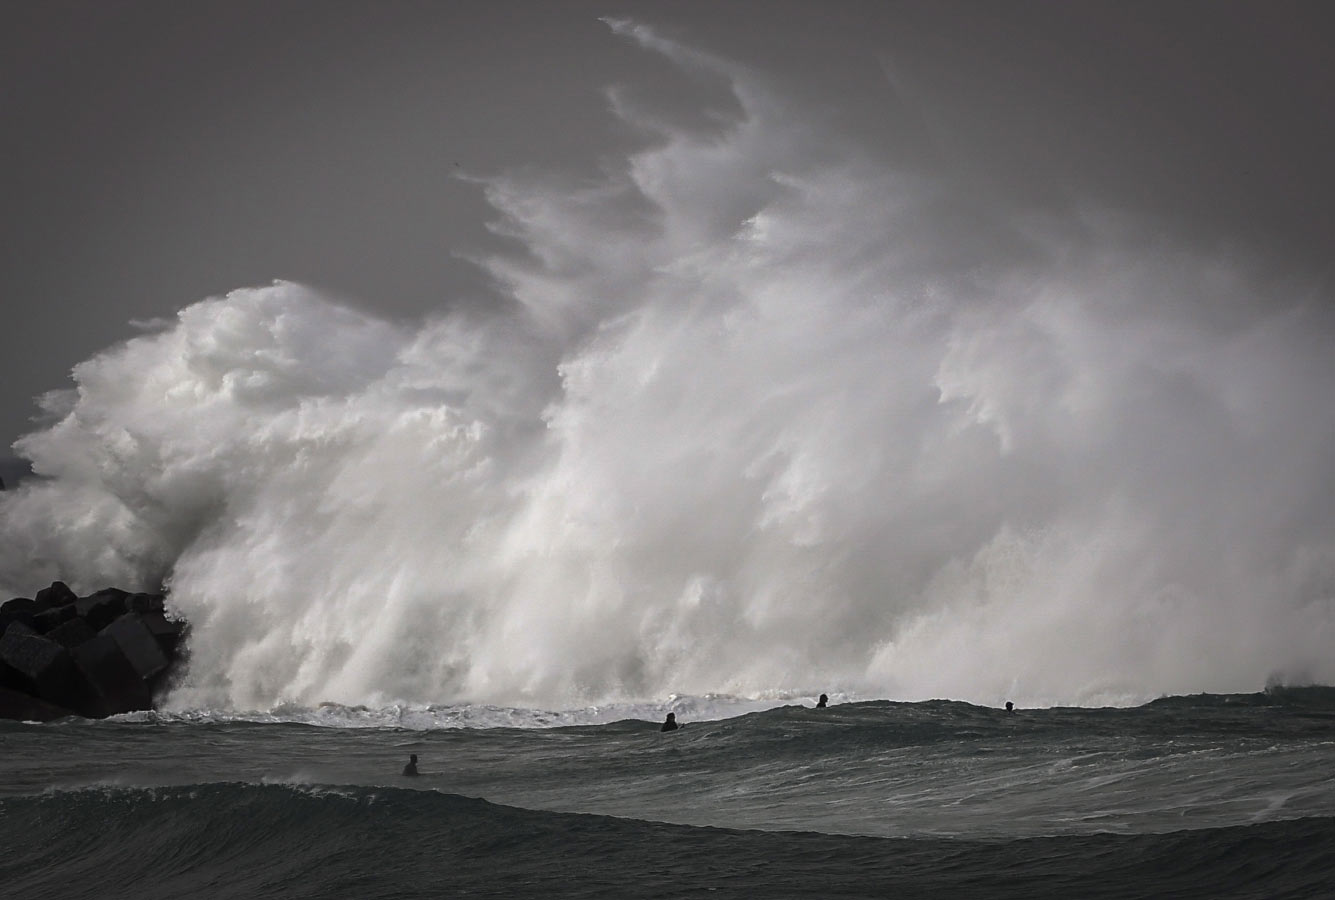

[2,23,1332,711]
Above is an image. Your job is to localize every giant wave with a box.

[1,21,1332,711]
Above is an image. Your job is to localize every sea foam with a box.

[1,23,1331,710]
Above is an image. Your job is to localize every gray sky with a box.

[3,0,1332,468]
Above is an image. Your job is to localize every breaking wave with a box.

[1,22,1332,710]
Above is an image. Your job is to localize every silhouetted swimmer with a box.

[402,753,419,776]
[660,712,679,732]
[1004,701,1014,714]
[816,694,828,708]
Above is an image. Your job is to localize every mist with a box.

[1,22,1331,710]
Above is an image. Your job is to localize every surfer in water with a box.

[660,712,679,732]
[1005,701,1014,714]
[816,694,828,708]
[402,753,419,776]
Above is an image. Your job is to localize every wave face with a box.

[1,22,1333,710]
[4,784,1335,900]
[8,691,1335,838]
[5,693,1335,899]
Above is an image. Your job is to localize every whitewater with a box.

[3,22,1331,714]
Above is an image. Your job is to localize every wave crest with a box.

[2,23,1332,710]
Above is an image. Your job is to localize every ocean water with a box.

[5,689,1335,898]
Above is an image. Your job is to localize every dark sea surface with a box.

[5,689,1335,899]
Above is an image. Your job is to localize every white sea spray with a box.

[1,23,1331,710]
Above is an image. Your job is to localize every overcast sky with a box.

[3,0,1332,470]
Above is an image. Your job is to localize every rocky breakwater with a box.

[0,582,186,722]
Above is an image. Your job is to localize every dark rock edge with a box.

[1,581,188,722]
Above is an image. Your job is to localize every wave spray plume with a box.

[2,22,1332,710]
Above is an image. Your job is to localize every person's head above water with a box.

[1004,701,1014,713]
[817,694,828,708]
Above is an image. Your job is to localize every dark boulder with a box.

[128,592,166,615]
[0,621,41,691]
[2,597,36,616]
[32,604,77,633]
[33,581,78,612]
[71,634,151,716]
[139,611,186,655]
[86,587,130,605]
[1,584,188,721]
[45,617,97,649]
[1,598,38,635]
[2,610,38,637]
[102,614,170,681]
[0,628,87,711]
[4,620,38,639]
[75,589,129,631]
[0,685,77,722]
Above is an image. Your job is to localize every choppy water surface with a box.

[5,691,1335,899]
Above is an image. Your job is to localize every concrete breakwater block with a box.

[0,628,86,710]
[0,685,78,722]
[0,620,40,691]
[2,597,35,616]
[44,617,97,649]
[139,611,185,655]
[102,614,170,681]
[72,634,152,716]
[33,603,77,632]
[0,597,38,635]
[75,589,129,631]
[33,581,78,611]
[0,582,187,721]
[129,592,166,615]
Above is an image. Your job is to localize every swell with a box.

[3,783,1334,900]
[11,685,1335,743]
